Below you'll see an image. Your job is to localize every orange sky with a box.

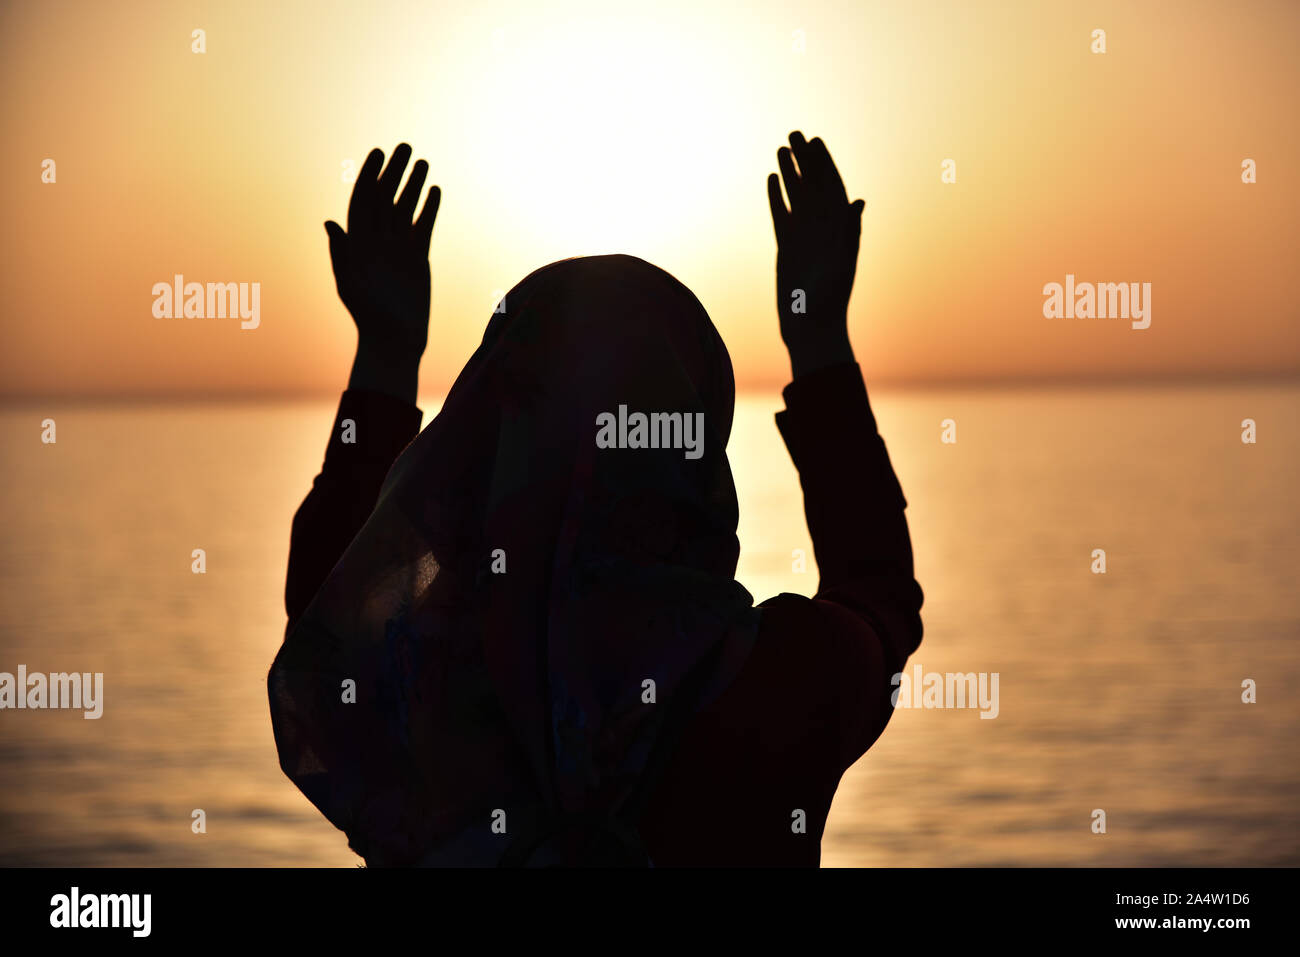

[1,0,1297,398]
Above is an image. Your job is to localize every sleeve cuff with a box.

[323,389,424,467]
[772,361,907,510]
[774,362,877,461]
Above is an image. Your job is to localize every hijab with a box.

[268,253,760,865]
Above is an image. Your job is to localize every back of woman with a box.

[268,132,923,867]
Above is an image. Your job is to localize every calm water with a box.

[1,383,1297,866]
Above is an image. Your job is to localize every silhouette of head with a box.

[270,253,759,865]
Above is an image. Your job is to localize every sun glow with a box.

[2,0,1296,398]
[453,9,758,256]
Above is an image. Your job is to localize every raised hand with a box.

[766,131,865,378]
[327,144,440,402]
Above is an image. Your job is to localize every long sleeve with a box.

[639,362,924,865]
[767,360,924,769]
[283,389,424,636]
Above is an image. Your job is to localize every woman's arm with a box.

[773,363,923,761]
[284,144,441,634]
[328,142,440,404]
[284,389,424,634]
[766,131,924,766]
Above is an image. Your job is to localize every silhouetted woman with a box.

[268,132,923,866]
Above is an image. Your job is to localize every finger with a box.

[324,220,348,271]
[785,130,806,163]
[767,172,790,244]
[777,147,804,212]
[395,159,429,224]
[789,131,823,198]
[377,143,413,204]
[809,137,849,204]
[794,132,834,205]
[851,198,865,236]
[348,148,385,235]
[413,184,441,255]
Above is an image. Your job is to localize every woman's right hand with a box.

[327,144,441,365]
[766,131,864,379]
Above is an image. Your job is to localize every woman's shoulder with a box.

[756,591,888,671]
[698,591,892,733]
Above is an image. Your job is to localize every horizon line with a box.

[4,368,1298,406]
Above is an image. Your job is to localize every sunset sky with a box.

[2,0,1296,397]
